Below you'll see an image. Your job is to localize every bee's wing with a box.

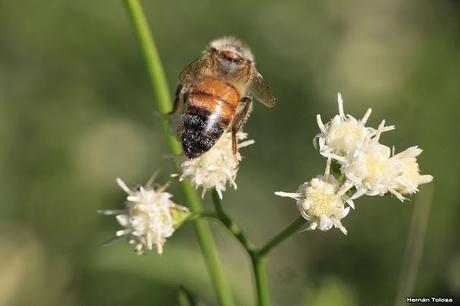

[248,72,276,107]
[179,55,211,84]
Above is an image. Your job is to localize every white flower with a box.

[342,142,399,200]
[341,121,433,201]
[392,146,433,196]
[99,177,188,255]
[341,120,403,200]
[178,131,254,199]
[275,159,353,235]
[315,93,394,162]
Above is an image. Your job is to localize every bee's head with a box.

[206,37,254,75]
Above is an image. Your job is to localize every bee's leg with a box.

[231,96,253,157]
[232,96,253,132]
[231,129,237,157]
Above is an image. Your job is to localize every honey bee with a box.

[170,36,276,159]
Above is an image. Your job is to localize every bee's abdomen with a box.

[181,79,240,159]
[181,108,224,159]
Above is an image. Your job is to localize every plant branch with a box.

[211,189,255,253]
[258,217,305,258]
[211,190,304,306]
[122,1,234,305]
[251,255,270,306]
[211,189,269,306]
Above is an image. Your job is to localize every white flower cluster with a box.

[277,93,433,235]
[178,131,254,199]
[100,177,189,255]
[317,93,433,201]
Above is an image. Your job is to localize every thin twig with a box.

[211,189,256,252]
[210,189,269,306]
[258,217,305,258]
[251,255,270,306]
[211,189,306,306]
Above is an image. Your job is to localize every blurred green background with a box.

[1,0,459,305]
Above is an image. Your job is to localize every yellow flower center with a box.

[309,192,336,215]
[303,181,342,217]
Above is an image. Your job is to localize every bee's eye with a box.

[221,50,242,63]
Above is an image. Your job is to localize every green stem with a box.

[122,1,234,306]
[211,190,255,252]
[122,0,180,154]
[181,185,234,306]
[210,189,306,306]
[251,217,304,306]
[211,190,267,306]
[251,255,270,306]
[190,211,219,220]
[258,217,305,258]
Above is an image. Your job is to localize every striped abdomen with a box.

[181,79,240,159]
